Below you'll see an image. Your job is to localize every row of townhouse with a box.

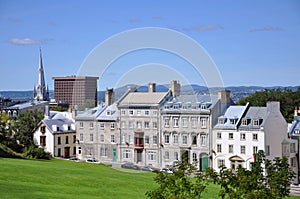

[33,80,298,183]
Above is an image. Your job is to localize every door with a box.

[200,154,209,171]
[64,147,70,158]
[112,148,117,162]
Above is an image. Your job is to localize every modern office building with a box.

[52,76,99,108]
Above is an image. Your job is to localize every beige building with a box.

[76,89,120,162]
[52,76,99,108]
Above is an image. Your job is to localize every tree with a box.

[206,151,295,199]
[146,161,207,199]
[12,109,43,149]
[237,87,300,123]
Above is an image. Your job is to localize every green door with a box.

[200,155,209,171]
[113,148,117,162]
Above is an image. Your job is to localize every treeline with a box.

[237,87,300,122]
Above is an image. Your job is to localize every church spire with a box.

[34,48,49,101]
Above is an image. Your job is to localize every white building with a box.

[212,102,298,180]
[33,107,76,158]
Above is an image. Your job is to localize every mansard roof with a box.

[42,111,75,134]
[96,103,118,121]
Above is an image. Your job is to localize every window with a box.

[121,134,125,144]
[100,134,104,142]
[165,151,169,159]
[218,159,225,168]
[40,136,46,147]
[230,119,236,125]
[164,134,170,144]
[253,146,258,154]
[217,132,222,139]
[110,122,115,129]
[129,110,133,116]
[252,133,258,141]
[79,122,83,128]
[192,135,197,145]
[174,152,179,160]
[123,150,131,159]
[136,121,142,129]
[58,136,61,145]
[183,135,188,145]
[80,133,83,141]
[145,136,149,144]
[145,110,149,115]
[191,117,197,127]
[40,126,46,134]
[241,145,246,154]
[173,134,178,144]
[153,122,157,129]
[147,151,156,161]
[129,135,133,144]
[99,123,104,129]
[100,147,108,156]
[217,144,222,153]
[65,136,69,144]
[78,147,81,154]
[90,122,94,129]
[129,122,134,129]
[253,119,259,126]
[182,117,188,127]
[73,135,76,143]
[291,143,296,153]
[240,133,246,140]
[121,121,126,129]
[144,121,150,129]
[111,135,115,143]
[291,157,297,167]
[228,133,233,139]
[201,135,206,146]
[153,110,157,115]
[193,153,197,162]
[90,134,93,142]
[173,117,179,127]
[137,110,141,115]
[229,145,234,153]
[164,118,170,127]
[106,111,111,116]
[153,135,157,145]
[241,119,248,126]
[266,145,270,156]
[201,118,207,128]
[73,147,76,155]
[121,110,125,115]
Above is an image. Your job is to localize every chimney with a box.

[170,80,180,97]
[148,82,156,92]
[218,90,231,104]
[267,101,280,112]
[105,88,115,106]
[295,107,300,116]
[72,105,78,119]
[44,105,50,119]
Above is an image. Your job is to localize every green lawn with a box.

[0,158,298,199]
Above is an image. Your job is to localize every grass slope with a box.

[0,158,299,199]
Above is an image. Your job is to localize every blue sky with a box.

[0,0,299,91]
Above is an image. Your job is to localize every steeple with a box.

[34,48,49,101]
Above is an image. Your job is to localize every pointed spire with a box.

[34,48,49,101]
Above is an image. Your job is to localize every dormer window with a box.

[106,111,111,116]
[218,117,226,124]
[253,119,259,126]
[229,119,236,125]
[200,104,206,110]
[241,118,250,126]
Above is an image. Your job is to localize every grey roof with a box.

[214,105,247,129]
[43,111,75,134]
[118,92,168,106]
[75,105,106,120]
[239,107,268,130]
[288,116,300,135]
[96,103,118,121]
[5,101,48,110]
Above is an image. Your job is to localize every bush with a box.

[24,146,52,160]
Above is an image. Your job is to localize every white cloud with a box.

[9,38,45,45]
[192,25,224,31]
[249,26,284,32]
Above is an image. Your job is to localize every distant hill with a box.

[1,85,298,104]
